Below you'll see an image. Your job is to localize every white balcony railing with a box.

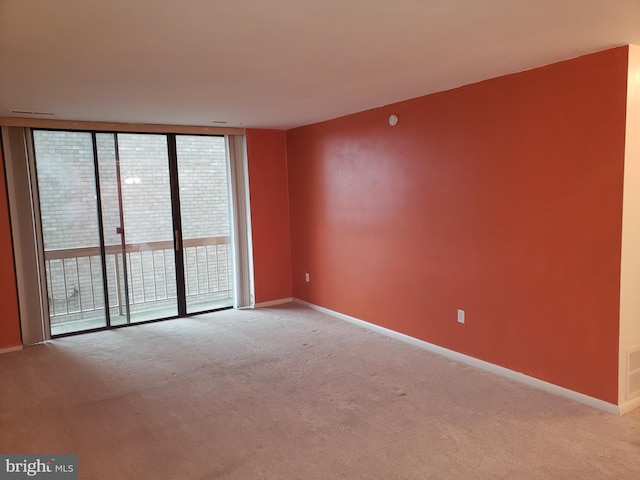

[44,236,232,323]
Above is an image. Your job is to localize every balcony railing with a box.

[44,236,232,323]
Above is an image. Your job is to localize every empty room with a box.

[1,1,640,478]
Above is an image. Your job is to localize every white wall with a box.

[619,44,640,413]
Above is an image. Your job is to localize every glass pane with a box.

[176,135,233,313]
[117,133,178,321]
[33,130,107,335]
[96,133,128,326]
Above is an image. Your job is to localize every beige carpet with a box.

[1,304,639,479]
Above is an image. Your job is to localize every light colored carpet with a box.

[1,304,639,479]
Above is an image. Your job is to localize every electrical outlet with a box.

[457,309,465,324]
[305,273,310,283]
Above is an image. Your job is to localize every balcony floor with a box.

[50,298,234,336]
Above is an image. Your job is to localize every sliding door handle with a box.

[175,230,181,251]
[116,226,124,235]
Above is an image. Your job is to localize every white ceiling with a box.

[1,0,639,129]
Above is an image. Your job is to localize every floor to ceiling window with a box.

[31,130,235,336]
[175,135,233,314]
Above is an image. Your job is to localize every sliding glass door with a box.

[32,130,233,336]
[97,133,179,325]
[176,135,233,314]
[33,131,108,334]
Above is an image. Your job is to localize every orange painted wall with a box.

[286,47,628,403]
[0,144,22,348]
[246,129,293,303]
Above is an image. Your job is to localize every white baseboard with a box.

[619,396,640,415]
[0,345,23,354]
[294,298,621,416]
[254,297,293,308]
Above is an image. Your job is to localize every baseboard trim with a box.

[619,396,640,415]
[294,299,621,416]
[0,345,23,354]
[254,297,294,308]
